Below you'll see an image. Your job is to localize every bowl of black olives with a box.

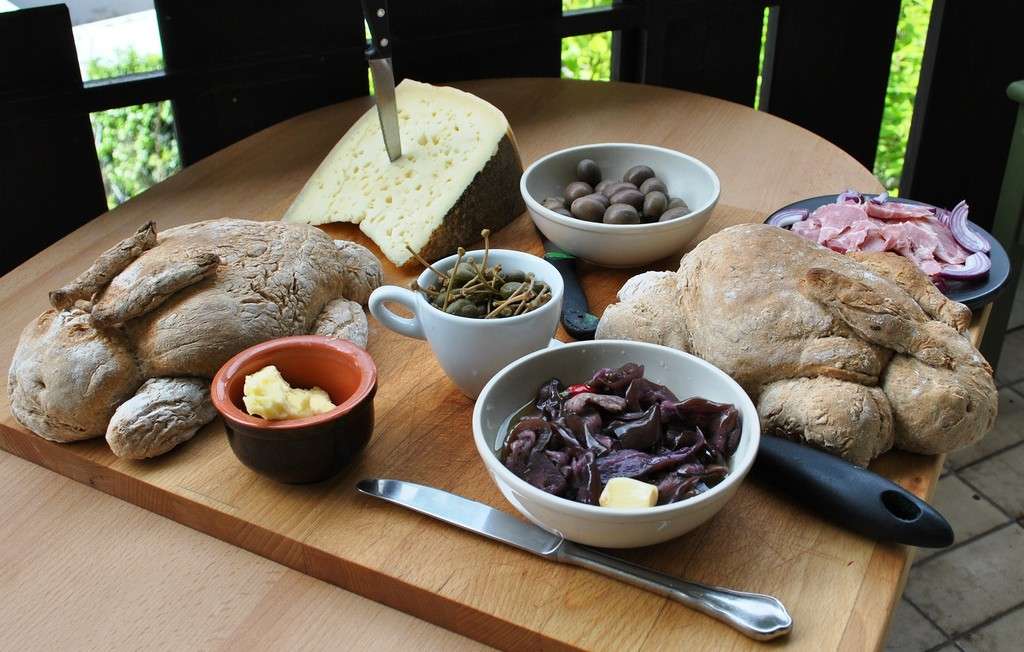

[520,143,720,267]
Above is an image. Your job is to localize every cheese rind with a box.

[282,79,524,267]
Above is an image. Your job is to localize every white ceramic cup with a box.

[368,249,564,398]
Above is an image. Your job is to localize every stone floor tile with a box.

[884,599,947,652]
[947,388,1024,469]
[995,330,1024,385]
[960,445,1024,518]
[904,525,1024,635]
[958,606,1024,652]
[915,475,1007,562]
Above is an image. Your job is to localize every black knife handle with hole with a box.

[361,0,392,59]
[752,435,953,548]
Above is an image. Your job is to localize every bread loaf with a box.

[282,80,524,268]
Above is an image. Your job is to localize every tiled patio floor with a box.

[884,287,1024,652]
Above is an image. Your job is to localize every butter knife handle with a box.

[557,542,792,640]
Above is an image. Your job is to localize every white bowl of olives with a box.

[520,143,720,267]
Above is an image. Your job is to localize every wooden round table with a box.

[1,78,922,651]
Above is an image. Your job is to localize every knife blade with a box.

[356,478,792,640]
[539,236,599,340]
[361,0,401,162]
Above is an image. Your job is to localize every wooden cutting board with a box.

[0,79,967,651]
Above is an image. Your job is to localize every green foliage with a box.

[874,0,932,194]
[561,0,613,81]
[87,51,180,208]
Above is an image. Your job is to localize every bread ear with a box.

[91,251,219,326]
[49,222,157,310]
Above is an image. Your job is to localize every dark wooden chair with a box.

[0,5,107,273]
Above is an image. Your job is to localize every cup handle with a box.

[368,286,425,340]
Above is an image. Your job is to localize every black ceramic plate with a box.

[764,194,1010,310]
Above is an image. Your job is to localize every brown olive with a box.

[659,206,691,222]
[576,159,601,186]
[553,207,573,218]
[643,190,668,219]
[639,177,667,195]
[609,188,644,210]
[571,195,607,222]
[601,181,637,198]
[565,181,593,203]
[594,179,612,194]
[541,196,566,211]
[667,197,690,211]
[583,192,610,208]
[623,165,655,186]
[604,203,641,224]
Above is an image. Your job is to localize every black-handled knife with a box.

[361,0,401,161]
[540,237,598,340]
[753,435,953,548]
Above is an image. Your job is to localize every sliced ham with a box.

[864,201,935,220]
[787,197,977,280]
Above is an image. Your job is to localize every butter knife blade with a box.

[356,478,792,640]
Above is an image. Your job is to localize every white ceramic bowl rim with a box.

[472,339,759,519]
[520,143,722,234]
[414,248,564,326]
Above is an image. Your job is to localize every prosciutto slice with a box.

[788,198,972,279]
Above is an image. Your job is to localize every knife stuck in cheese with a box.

[282,79,524,268]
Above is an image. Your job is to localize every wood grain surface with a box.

[0,79,975,651]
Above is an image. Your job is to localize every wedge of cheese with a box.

[282,79,524,268]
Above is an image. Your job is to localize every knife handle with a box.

[557,542,792,640]
[361,0,392,59]
[752,435,954,548]
[543,252,598,340]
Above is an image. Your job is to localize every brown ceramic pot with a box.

[211,336,377,484]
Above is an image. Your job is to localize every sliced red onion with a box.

[836,190,863,204]
[767,208,809,228]
[935,208,951,226]
[947,201,991,253]
[868,191,889,205]
[938,252,991,280]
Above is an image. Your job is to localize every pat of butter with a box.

[242,365,336,420]
[599,477,659,509]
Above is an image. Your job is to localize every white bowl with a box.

[472,340,759,548]
[520,143,721,268]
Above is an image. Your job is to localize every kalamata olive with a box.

[639,177,667,195]
[659,206,691,222]
[594,179,612,194]
[571,195,606,222]
[553,207,573,218]
[584,192,610,208]
[564,181,593,203]
[609,188,644,210]
[601,181,637,198]
[623,165,655,186]
[604,203,641,224]
[450,262,477,287]
[643,190,668,219]
[576,159,601,186]
[667,197,690,211]
[542,196,566,211]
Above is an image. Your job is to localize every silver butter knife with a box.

[356,479,792,640]
[361,0,401,161]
